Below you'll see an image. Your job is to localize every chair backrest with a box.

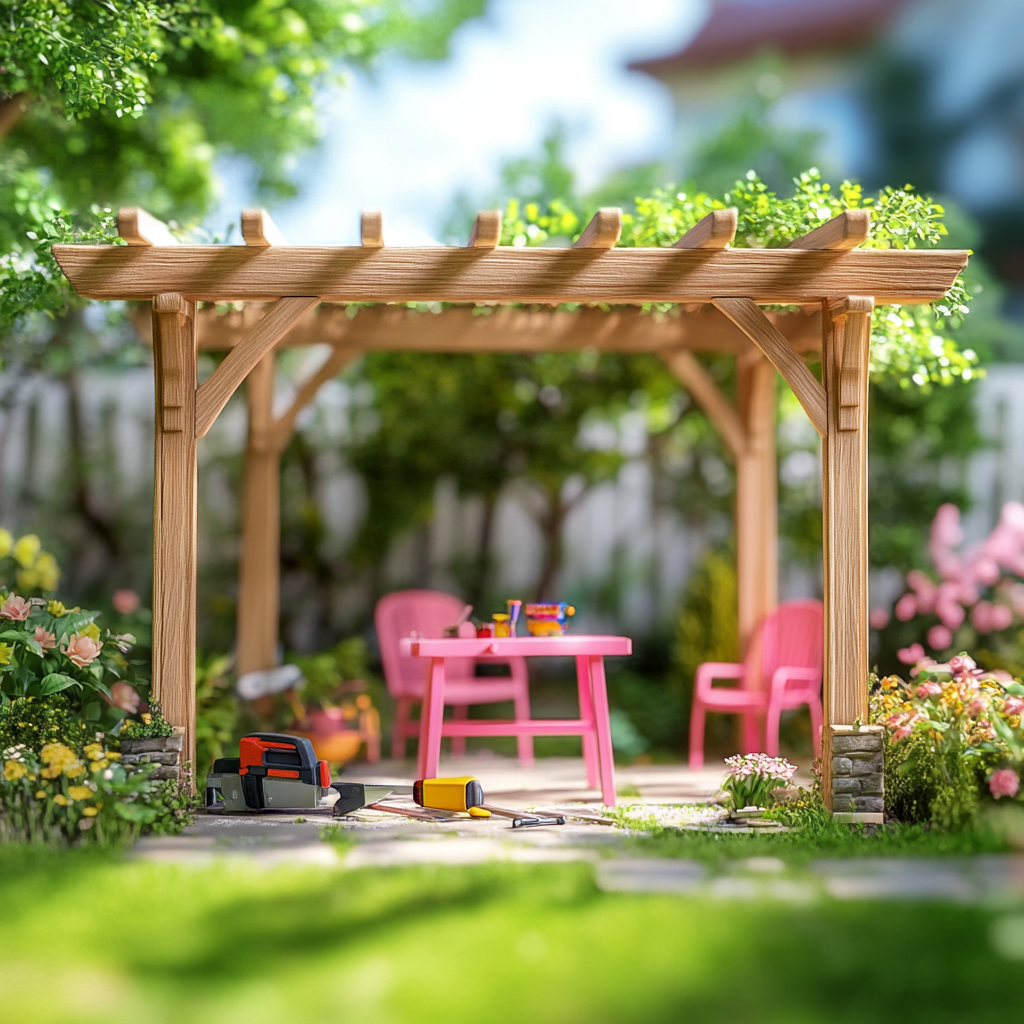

[374,589,475,697]
[744,599,824,690]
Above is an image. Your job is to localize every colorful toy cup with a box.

[525,602,576,636]
[492,613,511,637]
[506,599,522,636]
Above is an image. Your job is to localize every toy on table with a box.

[525,602,576,636]
[492,613,511,637]
[443,604,474,637]
[507,599,522,635]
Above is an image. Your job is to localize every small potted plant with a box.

[722,753,797,819]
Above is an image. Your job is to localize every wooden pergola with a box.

[54,205,967,809]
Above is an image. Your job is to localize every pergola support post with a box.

[821,297,881,818]
[237,352,282,677]
[151,293,198,772]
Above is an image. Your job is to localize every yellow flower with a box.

[82,622,101,642]
[47,600,66,617]
[35,552,59,592]
[40,766,61,779]
[13,534,40,569]
[40,742,77,770]
[35,790,46,799]
[0,527,12,558]
[68,785,93,800]
[0,644,12,666]
[106,752,121,760]
[52,794,68,806]
[141,713,152,725]
[83,743,103,761]
[82,806,98,817]
[89,759,108,772]
[3,760,27,781]
[64,764,85,779]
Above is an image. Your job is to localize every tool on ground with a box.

[412,776,564,826]
[205,733,330,811]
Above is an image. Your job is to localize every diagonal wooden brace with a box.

[713,297,827,438]
[194,296,320,437]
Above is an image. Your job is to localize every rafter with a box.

[117,207,177,246]
[241,208,287,247]
[673,208,737,249]
[194,297,320,437]
[573,208,622,249]
[361,211,385,247]
[468,210,502,248]
[788,209,871,251]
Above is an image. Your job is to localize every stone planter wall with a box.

[830,724,884,823]
[119,734,183,781]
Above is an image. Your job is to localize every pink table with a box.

[401,634,632,806]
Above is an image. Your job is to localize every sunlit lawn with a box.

[2,844,1023,1023]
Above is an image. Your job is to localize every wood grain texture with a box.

[468,210,502,248]
[788,209,871,250]
[236,352,280,677]
[572,209,622,249]
[241,208,287,247]
[820,298,872,809]
[660,348,746,459]
[714,297,828,437]
[151,294,197,773]
[361,211,384,247]
[53,244,968,304]
[736,354,778,652]
[673,208,737,249]
[117,208,178,246]
[194,296,319,437]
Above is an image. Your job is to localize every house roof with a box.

[630,0,905,76]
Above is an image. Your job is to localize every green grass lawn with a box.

[3,843,1023,1023]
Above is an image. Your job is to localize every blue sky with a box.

[211,0,706,244]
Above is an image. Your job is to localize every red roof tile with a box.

[631,0,905,75]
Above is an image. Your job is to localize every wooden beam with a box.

[573,208,622,249]
[659,348,746,460]
[361,211,384,248]
[673,208,737,249]
[713,297,828,438]
[117,207,178,246]
[789,209,871,251]
[272,346,360,450]
[468,210,502,248]
[820,296,874,809]
[150,293,197,773]
[241,208,287,247]
[194,297,320,438]
[52,244,967,305]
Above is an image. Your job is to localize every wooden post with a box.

[151,293,198,770]
[236,351,280,677]
[735,352,778,649]
[820,296,873,807]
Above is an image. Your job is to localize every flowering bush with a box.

[1,736,192,844]
[871,654,1024,829]
[0,529,60,595]
[0,589,141,727]
[722,753,797,811]
[874,503,1024,670]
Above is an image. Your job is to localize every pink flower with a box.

[0,594,31,621]
[870,607,890,630]
[948,654,977,676]
[32,626,56,651]
[898,643,926,665]
[1003,696,1024,716]
[895,594,917,621]
[989,769,1020,799]
[991,604,1014,631]
[112,589,141,616]
[967,698,988,718]
[891,726,912,742]
[109,681,140,713]
[927,625,953,650]
[62,633,102,667]
[916,681,943,699]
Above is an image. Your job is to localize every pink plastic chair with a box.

[688,599,824,768]
[375,589,534,766]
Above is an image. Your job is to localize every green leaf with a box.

[114,802,157,824]
[37,672,78,695]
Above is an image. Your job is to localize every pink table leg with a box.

[417,657,447,779]
[588,654,617,806]
[575,655,599,789]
